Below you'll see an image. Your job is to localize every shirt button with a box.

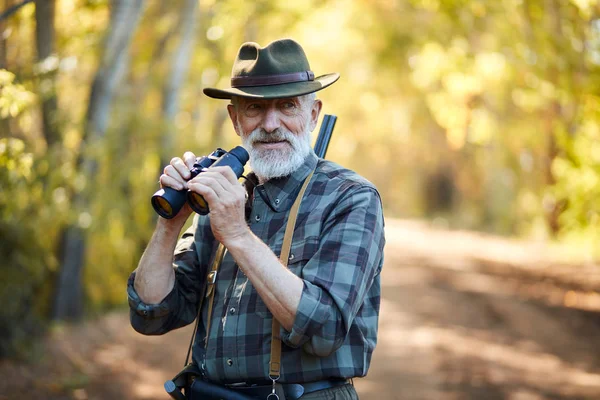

[227,358,233,366]
[275,198,280,205]
[288,253,294,261]
[255,215,260,222]
[229,307,236,314]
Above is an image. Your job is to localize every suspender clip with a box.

[207,271,217,284]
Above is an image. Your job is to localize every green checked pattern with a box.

[128,151,385,384]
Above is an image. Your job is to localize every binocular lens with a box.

[151,195,174,219]
[187,192,209,215]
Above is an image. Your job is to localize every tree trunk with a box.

[34,0,60,147]
[0,0,10,136]
[85,0,145,141]
[133,2,177,103]
[52,0,146,321]
[0,0,7,69]
[160,0,198,167]
[543,0,567,236]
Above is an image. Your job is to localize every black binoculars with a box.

[151,146,249,219]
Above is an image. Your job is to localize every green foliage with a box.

[0,139,56,358]
[552,95,600,257]
[0,70,35,118]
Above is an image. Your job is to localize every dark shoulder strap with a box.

[184,242,226,366]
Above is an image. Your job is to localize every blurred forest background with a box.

[1,0,599,361]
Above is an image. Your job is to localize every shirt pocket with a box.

[255,237,320,318]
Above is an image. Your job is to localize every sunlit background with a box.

[1,0,600,399]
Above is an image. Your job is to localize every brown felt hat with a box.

[203,39,339,100]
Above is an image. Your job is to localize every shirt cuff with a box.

[280,281,330,348]
[127,272,176,319]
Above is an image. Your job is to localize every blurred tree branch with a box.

[34,0,59,147]
[0,0,32,22]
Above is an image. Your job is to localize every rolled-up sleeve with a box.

[128,215,213,335]
[280,185,385,356]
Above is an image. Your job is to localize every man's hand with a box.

[187,166,249,245]
[158,151,198,223]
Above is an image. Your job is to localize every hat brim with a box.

[203,73,340,100]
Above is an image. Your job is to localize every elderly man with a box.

[128,39,385,400]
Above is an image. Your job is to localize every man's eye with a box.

[247,104,261,110]
[281,102,295,109]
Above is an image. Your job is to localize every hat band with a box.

[231,71,315,88]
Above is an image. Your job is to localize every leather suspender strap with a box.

[184,242,226,366]
[269,168,316,381]
[204,243,226,348]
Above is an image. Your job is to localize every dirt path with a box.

[2,219,600,400]
[355,220,600,400]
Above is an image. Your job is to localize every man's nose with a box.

[261,106,281,133]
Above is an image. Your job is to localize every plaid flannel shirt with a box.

[128,151,385,383]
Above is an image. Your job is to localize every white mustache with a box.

[248,129,294,146]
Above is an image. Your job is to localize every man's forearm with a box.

[224,231,304,331]
[134,218,186,304]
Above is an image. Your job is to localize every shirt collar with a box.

[254,151,318,213]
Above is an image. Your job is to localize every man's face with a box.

[227,95,322,181]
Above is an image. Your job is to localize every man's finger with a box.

[159,174,186,191]
[170,157,191,180]
[188,182,218,206]
[163,165,188,187]
[190,175,227,199]
[209,166,240,185]
[183,152,196,170]
[194,169,235,192]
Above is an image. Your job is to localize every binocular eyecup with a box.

[151,146,249,219]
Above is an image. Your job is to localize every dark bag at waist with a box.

[189,378,254,400]
[190,378,349,400]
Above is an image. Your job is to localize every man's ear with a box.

[227,103,240,137]
[309,99,323,132]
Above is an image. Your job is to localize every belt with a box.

[226,378,349,400]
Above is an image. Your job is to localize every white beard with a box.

[240,124,312,182]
